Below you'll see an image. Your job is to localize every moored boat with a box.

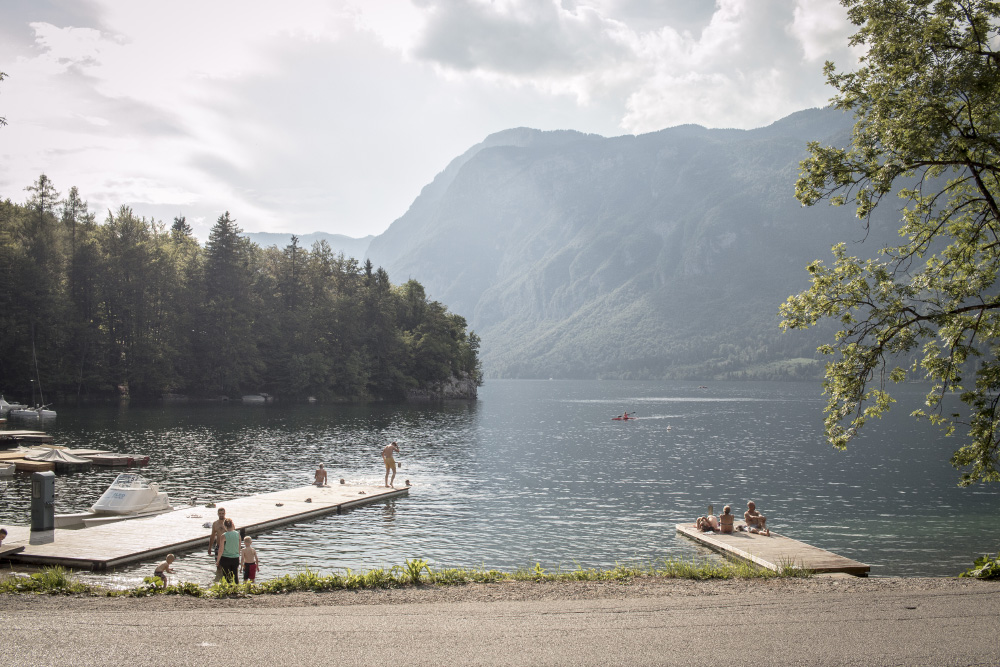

[9,405,56,419]
[54,473,175,528]
[0,395,27,416]
[24,448,92,473]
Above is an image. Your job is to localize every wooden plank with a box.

[0,545,25,558]
[676,522,870,576]
[2,483,410,570]
[9,458,55,472]
[0,431,54,444]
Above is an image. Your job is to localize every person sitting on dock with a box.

[382,441,400,488]
[719,506,734,534]
[240,536,259,582]
[0,527,7,546]
[314,463,328,487]
[152,554,175,586]
[209,507,227,556]
[216,518,241,582]
[744,500,770,536]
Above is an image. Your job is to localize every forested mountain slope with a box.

[367,108,898,379]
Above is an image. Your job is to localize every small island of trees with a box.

[0,174,482,403]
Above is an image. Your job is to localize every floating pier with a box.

[0,430,54,447]
[1,483,409,570]
[676,523,870,576]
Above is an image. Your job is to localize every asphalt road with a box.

[4,579,999,666]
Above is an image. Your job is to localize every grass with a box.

[0,557,812,598]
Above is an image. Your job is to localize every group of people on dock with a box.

[695,500,770,536]
[153,440,404,588]
[313,440,402,489]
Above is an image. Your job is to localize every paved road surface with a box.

[4,579,999,666]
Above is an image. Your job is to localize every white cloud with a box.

[0,0,859,239]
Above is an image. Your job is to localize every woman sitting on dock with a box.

[719,506,734,533]
[216,518,242,582]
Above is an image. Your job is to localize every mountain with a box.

[245,231,374,259]
[365,107,898,380]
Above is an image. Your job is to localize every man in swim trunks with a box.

[314,463,328,486]
[208,507,226,555]
[744,500,770,536]
[382,441,400,487]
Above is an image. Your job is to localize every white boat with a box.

[242,393,273,404]
[53,473,175,529]
[9,405,56,419]
[0,395,27,416]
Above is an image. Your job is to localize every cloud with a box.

[0,0,859,239]
[620,0,855,132]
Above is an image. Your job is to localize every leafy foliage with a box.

[0,178,482,402]
[780,0,1000,485]
[959,552,1000,579]
[0,557,806,598]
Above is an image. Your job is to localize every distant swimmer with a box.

[382,441,400,488]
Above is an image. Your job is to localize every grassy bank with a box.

[0,557,810,598]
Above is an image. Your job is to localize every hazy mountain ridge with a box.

[244,231,374,259]
[363,107,900,379]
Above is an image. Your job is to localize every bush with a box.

[959,553,1000,580]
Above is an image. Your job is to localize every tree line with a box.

[0,174,482,404]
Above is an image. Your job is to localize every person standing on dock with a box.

[382,441,400,487]
[216,518,241,582]
[209,507,227,556]
[314,463,328,486]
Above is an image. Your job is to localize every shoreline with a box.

[2,573,995,611]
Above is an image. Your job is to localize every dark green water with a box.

[1,380,996,586]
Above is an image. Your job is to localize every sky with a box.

[0,0,861,240]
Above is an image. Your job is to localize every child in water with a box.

[240,536,259,582]
[153,554,175,586]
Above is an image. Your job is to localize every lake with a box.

[1,379,997,586]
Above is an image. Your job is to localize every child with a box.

[240,536,259,582]
[153,554,175,586]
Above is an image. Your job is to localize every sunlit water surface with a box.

[1,380,997,586]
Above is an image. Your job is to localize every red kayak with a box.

[612,416,637,421]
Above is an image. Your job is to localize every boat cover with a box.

[25,449,92,464]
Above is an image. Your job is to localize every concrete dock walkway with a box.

[2,483,409,570]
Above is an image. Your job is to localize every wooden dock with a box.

[676,523,870,576]
[0,483,409,570]
[0,430,54,446]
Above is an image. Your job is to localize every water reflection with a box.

[0,380,997,587]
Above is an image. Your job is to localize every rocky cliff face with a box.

[405,372,479,401]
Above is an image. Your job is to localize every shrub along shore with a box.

[0,557,811,598]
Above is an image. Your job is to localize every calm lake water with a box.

[1,380,997,585]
